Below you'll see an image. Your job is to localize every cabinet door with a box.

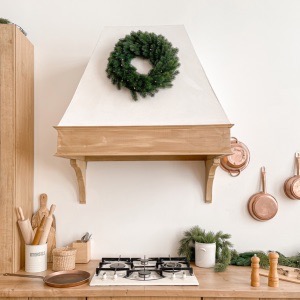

[89,297,200,300]
[30,298,85,300]
[203,298,259,300]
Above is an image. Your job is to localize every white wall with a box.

[2,0,300,258]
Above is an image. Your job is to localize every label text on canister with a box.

[30,251,46,257]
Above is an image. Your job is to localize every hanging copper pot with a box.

[220,137,250,176]
[248,167,278,221]
[284,153,300,200]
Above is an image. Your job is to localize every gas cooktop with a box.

[89,256,199,286]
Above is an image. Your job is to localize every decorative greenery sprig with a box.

[178,226,233,272]
[230,250,300,269]
[0,17,27,35]
[106,31,180,101]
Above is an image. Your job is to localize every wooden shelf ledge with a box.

[55,125,232,204]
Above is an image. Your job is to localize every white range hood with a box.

[55,25,232,204]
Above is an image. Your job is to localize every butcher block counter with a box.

[1,261,300,299]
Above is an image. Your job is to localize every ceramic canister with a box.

[195,242,216,268]
[25,244,47,272]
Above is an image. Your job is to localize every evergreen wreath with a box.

[106,31,180,101]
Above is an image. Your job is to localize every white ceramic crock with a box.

[195,242,216,268]
[25,244,47,272]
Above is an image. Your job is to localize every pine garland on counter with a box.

[230,250,300,269]
[106,31,180,101]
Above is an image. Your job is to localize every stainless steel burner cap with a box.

[138,270,151,278]
[140,259,149,265]
[110,262,126,269]
[163,262,182,268]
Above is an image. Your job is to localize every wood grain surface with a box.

[0,24,33,273]
[1,263,300,298]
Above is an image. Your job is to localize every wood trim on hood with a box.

[54,124,232,204]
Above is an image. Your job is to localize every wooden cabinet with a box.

[89,298,200,300]
[0,24,34,273]
[30,298,85,300]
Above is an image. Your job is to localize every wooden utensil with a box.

[31,216,46,245]
[17,207,34,245]
[248,167,278,221]
[220,137,250,177]
[31,193,56,262]
[39,204,56,245]
[284,153,300,200]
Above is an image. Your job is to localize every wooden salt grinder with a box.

[268,251,279,287]
[251,254,260,287]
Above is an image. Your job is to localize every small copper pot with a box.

[220,137,250,176]
[284,153,300,200]
[248,167,278,221]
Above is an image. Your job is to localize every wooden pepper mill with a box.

[251,254,260,287]
[268,251,279,287]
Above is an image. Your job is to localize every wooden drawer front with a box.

[30,298,85,300]
[0,298,28,300]
[89,297,200,300]
[203,298,259,300]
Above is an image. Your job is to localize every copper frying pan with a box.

[248,167,278,221]
[3,270,90,288]
[220,137,250,177]
[284,153,300,200]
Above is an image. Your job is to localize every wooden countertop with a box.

[1,261,300,298]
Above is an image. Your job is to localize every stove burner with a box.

[138,269,151,278]
[139,256,149,265]
[110,262,126,269]
[163,262,182,268]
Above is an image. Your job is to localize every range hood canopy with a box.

[55,25,232,204]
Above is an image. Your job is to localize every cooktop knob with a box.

[113,273,118,280]
[171,273,176,280]
[102,272,107,280]
[182,271,186,279]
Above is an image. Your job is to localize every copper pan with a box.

[284,153,300,200]
[220,137,250,177]
[248,167,278,221]
[4,270,90,288]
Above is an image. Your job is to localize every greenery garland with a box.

[106,31,180,101]
[230,250,300,269]
[0,17,27,36]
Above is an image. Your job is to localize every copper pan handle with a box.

[261,166,267,193]
[296,153,300,176]
[3,273,44,279]
[229,170,240,177]
[231,137,238,143]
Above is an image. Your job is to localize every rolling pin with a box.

[31,216,46,245]
[39,204,56,245]
[17,207,34,245]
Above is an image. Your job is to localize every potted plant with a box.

[178,226,233,272]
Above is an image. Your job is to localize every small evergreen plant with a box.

[178,226,233,272]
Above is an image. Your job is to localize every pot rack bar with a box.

[54,124,233,204]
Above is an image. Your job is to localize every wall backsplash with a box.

[2,0,300,259]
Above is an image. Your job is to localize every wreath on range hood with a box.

[106,31,180,101]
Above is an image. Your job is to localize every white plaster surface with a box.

[1,0,300,259]
[59,25,230,126]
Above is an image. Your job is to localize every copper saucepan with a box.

[284,153,300,200]
[248,167,278,221]
[4,270,90,288]
[220,137,250,177]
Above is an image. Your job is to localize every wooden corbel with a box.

[70,159,87,204]
[205,156,220,203]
